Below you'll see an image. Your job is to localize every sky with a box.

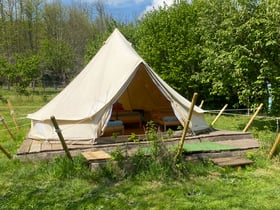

[68,0,175,22]
[106,0,174,22]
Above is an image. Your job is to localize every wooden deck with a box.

[16,130,259,162]
[212,156,254,167]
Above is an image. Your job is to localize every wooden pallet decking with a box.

[212,156,254,167]
[16,130,259,161]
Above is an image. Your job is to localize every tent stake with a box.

[0,144,12,159]
[0,115,15,140]
[268,133,280,159]
[174,92,198,164]
[7,99,19,131]
[211,104,228,127]
[199,100,204,108]
[243,103,263,132]
[50,116,73,161]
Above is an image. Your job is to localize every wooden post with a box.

[268,133,280,159]
[50,116,73,161]
[0,115,15,141]
[243,103,263,132]
[211,104,228,127]
[7,99,19,131]
[174,92,198,163]
[199,100,204,108]
[0,144,12,159]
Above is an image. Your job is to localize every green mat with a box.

[182,142,237,153]
[139,142,237,154]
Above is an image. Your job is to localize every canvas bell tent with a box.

[27,28,210,142]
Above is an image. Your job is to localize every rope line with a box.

[206,109,279,120]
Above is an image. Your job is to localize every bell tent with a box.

[27,28,210,142]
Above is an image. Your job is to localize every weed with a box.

[128,132,139,142]
[111,132,119,139]
[144,121,158,141]
[166,128,174,138]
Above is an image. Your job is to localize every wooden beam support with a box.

[174,92,198,163]
[7,99,19,131]
[0,144,12,159]
[199,100,204,108]
[243,103,263,132]
[0,115,15,141]
[50,116,72,161]
[211,104,228,127]
[268,133,280,159]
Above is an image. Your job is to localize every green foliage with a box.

[135,2,199,97]
[135,0,280,113]
[128,132,139,142]
[144,120,158,141]
[44,156,91,179]
[166,128,174,138]
[40,39,74,81]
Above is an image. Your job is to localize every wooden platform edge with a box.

[211,156,254,167]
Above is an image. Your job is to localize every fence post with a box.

[50,116,72,161]
[174,92,198,163]
[7,99,19,131]
[199,100,204,108]
[0,115,15,141]
[211,104,228,127]
[0,144,12,159]
[243,103,263,133]
[268,133,280,159]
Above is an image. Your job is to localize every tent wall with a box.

[27,28,210,141]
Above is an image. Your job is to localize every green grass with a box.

[1,89,280,209]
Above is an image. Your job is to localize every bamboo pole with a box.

[211,104,228,127]
[199,100,204,108]
[0,144,12,159]
[0,115,15,140]
[243,103,263,132]
[50,116,73,161]
[268,133,280,159]
[7,99,19,131]
[174,92,198,163]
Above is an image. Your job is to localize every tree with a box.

[40,39,73,87]
[135,1,200,99]
[134,0,280,114]
[64,5,93,73]
[196,0,280,113]
[13,55,41,94]
[85,1,117,63]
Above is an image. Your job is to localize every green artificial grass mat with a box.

[139,141,237,154]
[182,141,237,153]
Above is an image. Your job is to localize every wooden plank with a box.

[212,156,254,167]
[51,143,63,151]
[82,150,111,161]
[67,144,94,150]
[41,141,52,152]
[217,139,259,149]
[29,140,42,153]
[17,139,33,154]
[65,140,93,145]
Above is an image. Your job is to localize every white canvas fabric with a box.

[27,28,210,141]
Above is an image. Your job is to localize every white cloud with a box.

[142,0,175,17]
[150,0,174,8]
[82,0,172,8]
[87,0,146,6]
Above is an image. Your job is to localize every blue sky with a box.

[64,0,175,22]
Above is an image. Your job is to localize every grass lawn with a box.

[0,89,280,209]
